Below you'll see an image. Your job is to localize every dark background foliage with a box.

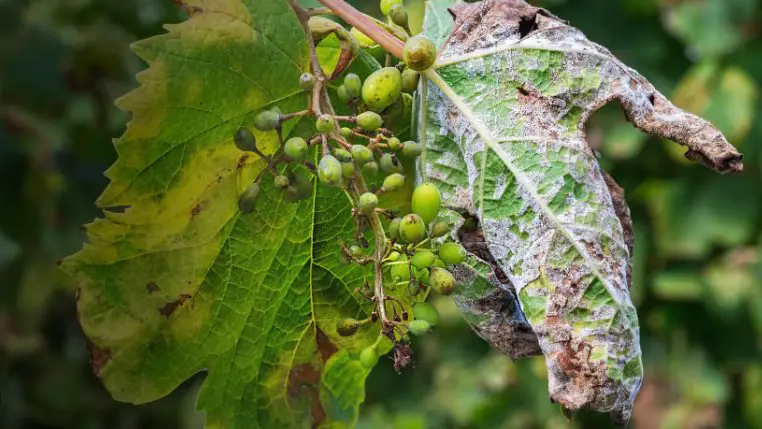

[1,0,760,428]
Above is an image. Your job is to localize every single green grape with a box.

[316,114,335,133]
[340,127,353,138]
[274,175,290,189]
[432,258,447,268]
[234,127,256,152]
[318,155,342,186]
[399,213,426,243]
[409,320,432,336]
[299,72,315,91]
[379,153,403,173]
[337,85,351,104]
[334,148,353,162]
[341,162,356,179]
[379,0,403,16]
[390,257,411,281]
[350,245,364,258]
[416,268,430,284]
[403,35,437,71]
[362,161,379,176]
[413,302,440,326]
[411,182,441,224]
[238,182,260,214]
[382,173,406,192]
[284,137,308,162]
[351,144,374,164]
[411,250,436,269]
[389,4,408,29]
[430,267,456,295]
[344,73,362,98]
[387,137,401,150]
[337,318,360,336]
[359,346,379,369]
[430,221,451,238]
[254,110,280,131]
[361,67,402,112]
[358,192,379,213]
[389,218,402,240]
[401,68,419,93]
[439,242,466,265]
[387,250,401,261]
[402,141,422,158]
[356,111,383,131]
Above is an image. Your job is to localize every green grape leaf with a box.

[423,0,461,50]
[61,1,379,427]
[419,0,742,423]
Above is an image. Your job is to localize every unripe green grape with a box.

[417,267,430,284]
[390,257,410,281]
[234,127,257,152]
[316,114,335,133]
[379,0,403,16]
[411,250,436,269]
[341,162,356,179]
[337,85,351,104]
[274,175,290,189]
[389,4,408,29]
[399,213,426,244]
[318,155,342,186]
[387,250,401,261]
[238,182,260,214]
[254,110,280,131]
[413,302,440,326]
[389,218,401,240]
[350,245,364,258]
[361,67,402,112]
[350,145,374,164]
[430,267,456,295]
[401,68,419,93]
[408,320,431,336]
[387,137,401,150]
[351,27,375,48]
[439,242,466,265]
[411,182,441,224]
[356,111,383,131]
[379,153,403,173]
[344,73,362,98]
[382,173,406,192]
[340,127,353,138]
[284,137,308,162]
[337,318,360,336]
[433,258,447,268]
[403,35,437,71]
[358,192,379,214]
[334,148,353,162]
[359,346,379,369]
[299,72,315,91]
[430,221,451,238]
[362,161,379,176]
[402,141,422,158]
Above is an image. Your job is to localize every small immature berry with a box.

[439,242,466,265]
[411,182,441,224]
[379,153,403,173]
[409,320,432,336]
[351,145,374,164]
[387,250,401,261]
[299,72,316,91]
[417,267,430,284]
[433,258,447,269]
[334,148,353,162]
[399,213,426,244]
[402,141,422,158]
[389,4,408,29]
[359,346,379,369]
[318,155,342,186]
[413,302,440,326]
[274,175,290,189]
[430,267,456,295]
[431,221,451,238]
[234,127,256,152]
[356,111,383,131]
[382,173,406,192]
[411,250,436,269]
[358,192,379,214]
[350,245,364,258]
[337,85,351,104]
[390,257,411,281]
[379,0,403,16]
[342,162,356,179]
[362,67,402,112]
[316,114,335,133]
[340,127,353,138]
[238,182,260,214]
[387,137,401,150]
[350,27,375,48]
[254,110,280,131]
[362,161,379,176]
[389,218,402,240]
[403,35,437,71]
[344,73,362,98]
[284,137,308,162]
[337,318,361,336]
[401,68,420,93]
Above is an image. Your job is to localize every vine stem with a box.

[317,0,405,60]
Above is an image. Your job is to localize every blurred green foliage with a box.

[0,0,760,428]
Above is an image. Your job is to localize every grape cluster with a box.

[233,0,445,371]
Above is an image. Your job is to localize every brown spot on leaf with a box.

[146,281,160,294]
[159,293,191,316]
[316,327,337,361]
[191,203,203,219]
[287,363,325,427]
[237,154,249,170]
[87,341,111,375]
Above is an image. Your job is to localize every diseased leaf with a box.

[419,0,743,423]
[61,1,380,427]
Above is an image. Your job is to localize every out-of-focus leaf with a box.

[652,270,703,301]
[703,248,758,314]
[0,231,20,270]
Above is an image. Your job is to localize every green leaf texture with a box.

[62,1,376,427]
